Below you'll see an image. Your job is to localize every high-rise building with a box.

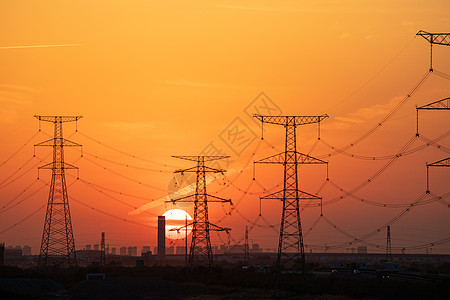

[128,246,137,256]
[85,244,92,251]
[22,245,32,256]
[251,243,262,253]
[120,247,127,256]
[93,244,99,251]
[157,216,165,258]
[111,247,116,255]
[176,246,187,255]
[357,246,368,254]
[141,246,151,255]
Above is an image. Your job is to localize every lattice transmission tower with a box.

[416,30,450,71]
[254,115,328,274]
[244,225,249,265]
[169,156,231,270]
[35,115,82,269]
[386,226,392,262]
[100,232,106,265]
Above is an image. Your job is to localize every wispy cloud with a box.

[156,79,226,89]
[339,32,352,39]
[216,4,301,13]
[0,84,38,93]
[0,44,80,49]
[333,96,402,125]
[129,169,238,216]
[0,84,37,106]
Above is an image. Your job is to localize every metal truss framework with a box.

[100,232,106,265]
[35,115,82,269]
[416,97,450,136]
[253,114,328,275]
[426,157,450,193]
[416,30,450,71]
[170,156,231,270]
[386,226,392,262]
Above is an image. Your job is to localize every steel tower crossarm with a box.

[427,157,450,167]
[172,155,229,163]
[255,152,327,164]
[416,30,450,71]
[34,115,82,123]
[426,157,450,193]
[253,114,328,126]
[417,97,450,110]
[416,31,450,46]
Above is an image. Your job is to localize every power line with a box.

[82,156,167,192]
[0,204,46,235]
[70,195,157,229]
[0,131,40,169]
[83,151,172,173]
[77,131,176,169]
[322,35,417,114]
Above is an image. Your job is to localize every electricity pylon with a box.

[170,156,231,270]
[416,30,450,71]
[426,157,450,194]
[414,97,449,193]
[244,225,249,265]
[35,115,82,269]
[416,97,449,136]
[253,115,328,275]
[100,232,106,265]
[386,226,392,262]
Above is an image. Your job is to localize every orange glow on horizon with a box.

[0,1,449,255]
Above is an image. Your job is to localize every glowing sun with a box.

[162,209,192,240]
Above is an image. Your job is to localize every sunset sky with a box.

[0,1,449,255]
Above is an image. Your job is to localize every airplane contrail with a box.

[0,44,80,49]
[129,168,238,216]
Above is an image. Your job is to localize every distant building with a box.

[251,244,262,253]
[85,244,92,251]
[176,246,187,255]
[120,247,127,256]
[128,246,137,256]
[0,243,4,266]
[166,246,174,255]
[111,247,116,255]
[357,246,368,254]
[228,244,244,253]
[22,245,32,256]
[158,216,166,259]
[141,246,151,255]
[4,246,22,264]
[93,244,99,251]
[218,244,228,254]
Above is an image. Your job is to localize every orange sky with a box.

[0,1,449,255]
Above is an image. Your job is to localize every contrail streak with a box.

[0,44,80,49]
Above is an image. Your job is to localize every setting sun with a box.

[162,209,192,240]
